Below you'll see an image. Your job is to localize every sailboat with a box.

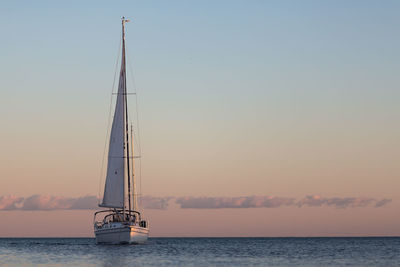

[93,17,149,244]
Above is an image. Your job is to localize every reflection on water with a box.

[0,237,400,266]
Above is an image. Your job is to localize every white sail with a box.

[100,58,126,209]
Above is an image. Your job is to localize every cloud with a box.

[176,196,296,209]
[140,196,173,210]
[0,195,103,211]
[0,195,173,211]
[375,198,392,207]
[69,196,99,210]
[175,195,392,209]
[296,195,379,208]
[0,195,392,211]
[0,196,24,210]
[18,195,98,211]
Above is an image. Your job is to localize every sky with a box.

[0,0,399,237]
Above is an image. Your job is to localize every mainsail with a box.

[100,35,127,209]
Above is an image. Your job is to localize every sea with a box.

[0,237,399,266]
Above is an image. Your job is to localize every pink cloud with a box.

[0,195,392,210]
[296,195,384,208]
[0,195,24,210]
[176,196,296,209]
[176,195,392,209]
[140,196,173,210]
[0,195,172,211]
[20,195,98,210]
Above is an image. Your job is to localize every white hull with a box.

[95,224,149,244]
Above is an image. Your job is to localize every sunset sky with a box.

[1,1,399,237]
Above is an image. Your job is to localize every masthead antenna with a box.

[122,16,131,24]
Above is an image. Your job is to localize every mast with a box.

[122,17,132,218]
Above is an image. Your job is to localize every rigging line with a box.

[129,123,143,209]
[128,113,141,210]
[97,32,122,204]
[127,107,141,158]
[139,150,142,210]
[126,45,144,208]
[129,117,141,157]
[129,120,142,210]
[125,49,140,157]
[130,124,137,212]
[125,46,142,155]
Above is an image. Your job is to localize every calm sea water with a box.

[0,237,399,266]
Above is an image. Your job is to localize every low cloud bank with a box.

[176,195,392,209]
[140,196,173,210]
[176,196,295,209]
[0,195,392,211]
[0,195,98,211]
[297,195,392,208]
[0,195,173,211]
